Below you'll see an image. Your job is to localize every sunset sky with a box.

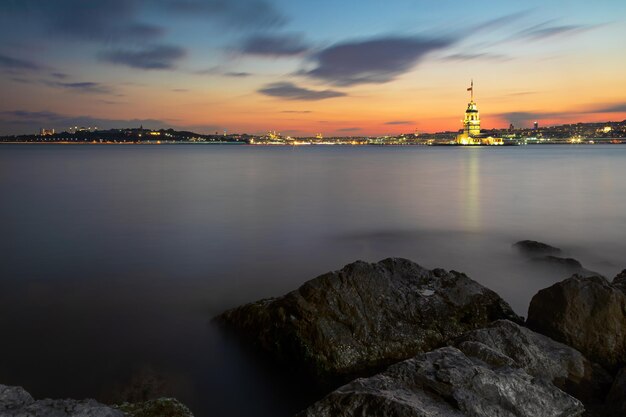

[1,0,625,136]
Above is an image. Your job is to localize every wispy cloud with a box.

[100,45,186,70]
[258,82,346,101]
[43,81,112,94]
[162,0,286,30]
[0,53,44,71]
[441,52,509,62]
[224,71,252,77]
[385,120,413,125]
[281,110,312,114]
[239,33,309,56]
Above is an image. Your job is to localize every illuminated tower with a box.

[463,80,480,137]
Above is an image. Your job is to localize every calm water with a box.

[1,144,625,416]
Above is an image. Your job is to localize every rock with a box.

[114,398,194,417]
[527,275,626,371]
[297,347,585,417]
[514,240,562,256]
[0,385,194,417]
[215,258,522,384]
[0,384,124,417]
[0,385,34,410]
[605,367,626,417]
[454,320,612,403]
[532,256,598,277]
[612,269,626,293]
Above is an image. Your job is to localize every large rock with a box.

[514,240,562,256]
[513,241,597,276]
[297,347,585,417]
[454,320,611,403]
[0,385,124,417]
[215,258,522,383]
[527,275,626,371]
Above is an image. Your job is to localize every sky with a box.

[1,0,625,136]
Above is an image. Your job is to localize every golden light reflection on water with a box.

[461,148,481,231]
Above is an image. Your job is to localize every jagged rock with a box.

[0,385,34,410]
[297,347,585,417]
[612,269,626,293]
[605,367,626,417]
[527,275,626,371]
[215,258,522,384]
[114,398,194,417]
[514,240,562,256]
[0,385,124,417]
[454,320,611,403]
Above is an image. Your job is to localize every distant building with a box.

[534,121,539,130]
[456,80,503,145]
[39,128,55,136]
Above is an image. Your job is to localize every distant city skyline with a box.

[1,0,625,136]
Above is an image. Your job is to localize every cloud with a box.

[224,71,252,77]
[47,81,112,94]
[385,120,413,125]
[240,33,309,56]
[0,0,164,43]
[162,0,286,29]
[593,102,626,113]
[0,53,44,71]
[100,45,186,70]
[1,110,64,120]
[512,22,594,41]
[258,82,346,101]
[337,127,361,132]
[303,36,454,86]
[442,53,509,62]
[281,110,312,114]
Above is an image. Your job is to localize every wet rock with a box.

[514,240,562,256]
[611,269,626,293]
[532,256,598,277]
[527,275,626,371]
[605,367,626,417]
[297,347,585,417]
[0,384,124,417]
[454,320,612,403]
[215,258,522,384]
[114,398,194,417]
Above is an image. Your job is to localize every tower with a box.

[463,80,480,137]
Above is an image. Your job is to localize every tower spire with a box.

[467,79,474,102]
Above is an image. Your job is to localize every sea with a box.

[1,144,625,416]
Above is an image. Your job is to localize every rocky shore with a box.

[4,240,625,416]
[216,241,626,416]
